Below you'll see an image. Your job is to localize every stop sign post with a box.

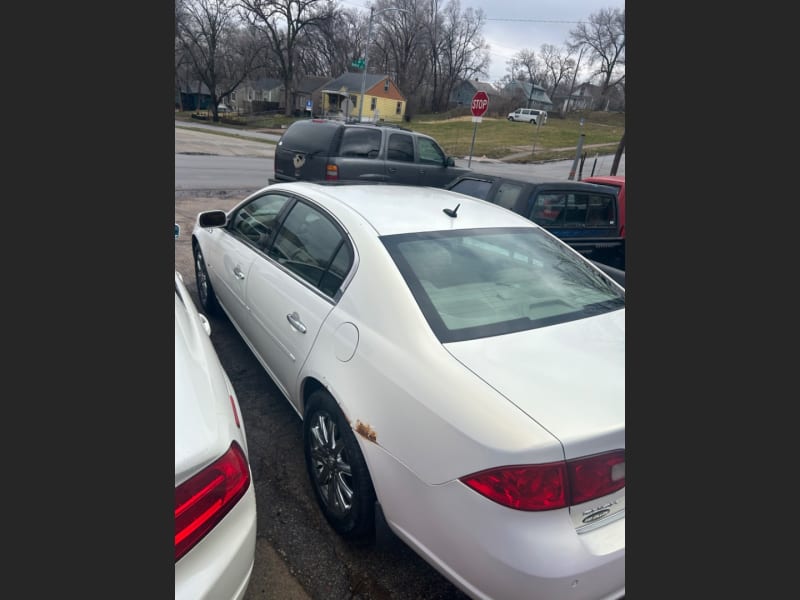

[468,91,489,166]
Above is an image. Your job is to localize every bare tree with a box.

[238,0,335,116]
[539,43,575,102]
[506,49,541,86]
[433,1,489,113]
[569,7,625,108]
[369,0,427,101]
[177,0,260,122]
[297,7,366,78]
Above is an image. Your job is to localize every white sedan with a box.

[175,270,257,599]
[191,182,625,600]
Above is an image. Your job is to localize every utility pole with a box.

[357,7,375,124]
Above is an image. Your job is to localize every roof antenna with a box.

[443,203,460,218]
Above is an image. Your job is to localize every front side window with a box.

[418,137,445,164]
[230,193,292,249]
[267,201,352,297]
[383,228,624,343]
[493,182,524,211]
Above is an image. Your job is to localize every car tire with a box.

[193,243,220,316]
[303,389,376,540]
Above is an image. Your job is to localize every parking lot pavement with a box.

[244,539,311,600]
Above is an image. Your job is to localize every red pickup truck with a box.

[581,175,626,238]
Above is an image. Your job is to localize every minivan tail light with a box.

[175,441,251,561]
[460,450,625,511]
[325,164,339,180]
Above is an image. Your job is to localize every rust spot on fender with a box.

[355,420,377,443]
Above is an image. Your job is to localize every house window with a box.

[370,97,377,110]
[396,102,402,115]
[350,95,357,108]
[384,79,389,91]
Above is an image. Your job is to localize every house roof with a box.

[179,81,212,95]
[296,76,330,94]
[322,72,388,93]
[503,80,553,104]
[472,80,498,94]
[248,77,283,91]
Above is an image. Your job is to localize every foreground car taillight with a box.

[325,164,339,180]
[460,450,625,511]
[175,441,251,561]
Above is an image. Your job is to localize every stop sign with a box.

[471,91,489,117]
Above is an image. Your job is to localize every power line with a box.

[485,18,582,23]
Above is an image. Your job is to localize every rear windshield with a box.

[382,227,624,343]
[279,120,340,154]
[448,178,494,200]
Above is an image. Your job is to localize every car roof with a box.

[449,172,615,193]
[267,182,538,235]
[582,175,625,185]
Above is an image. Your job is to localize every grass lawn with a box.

[175,109,624,163]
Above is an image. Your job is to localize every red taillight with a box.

[460,450,625,511]
[175,441,251,561]
[325,164,339,180]
[568,450,625,505]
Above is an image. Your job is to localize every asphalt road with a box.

[175,120,624,192]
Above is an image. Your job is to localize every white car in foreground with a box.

[175,270,257,600]
[191,182,624,600]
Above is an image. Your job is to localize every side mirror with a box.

[174,223,180,239]
[198,210,227,228]
[446,157,455,167]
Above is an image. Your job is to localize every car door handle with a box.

[286,311,307,333]
[233,266,245,280]
[388,167,397,173]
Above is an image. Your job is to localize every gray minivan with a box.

[271,119,470,188]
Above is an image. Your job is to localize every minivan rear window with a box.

[279,120,340,154]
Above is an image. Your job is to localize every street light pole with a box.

[357,7,375,123]
[357,6,410,123]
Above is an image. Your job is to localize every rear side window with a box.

[529,192,616,229]
[339,128,382,159]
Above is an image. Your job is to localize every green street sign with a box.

[351,58,365,69]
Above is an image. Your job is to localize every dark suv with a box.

[445,172,625,273]
[271,119,470,188]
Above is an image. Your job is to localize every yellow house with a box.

[319,72,406,122]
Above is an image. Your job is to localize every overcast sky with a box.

[339,1,625,83]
